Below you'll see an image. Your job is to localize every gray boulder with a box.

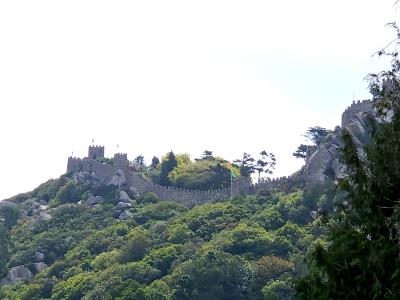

[117,202,132,210]
[39,212,52,221]
[110,169,127,186]
[5,266,32,285]
[119,191,132,203]
[118,211,134,220]
[86,196,103,206]
[34,251,44,262]
[304,145,333,183]
[34,262,47,273]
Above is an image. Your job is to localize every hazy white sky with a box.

[0,0,397,200]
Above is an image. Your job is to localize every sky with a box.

[0,0,398,200]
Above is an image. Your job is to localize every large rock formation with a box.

[0,266,32,286]
[304,100,374,184]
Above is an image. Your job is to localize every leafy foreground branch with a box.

[296,28,400,299]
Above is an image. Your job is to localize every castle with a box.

[67,146,252,207]
[66,100,376,206]
[341,100,372,128]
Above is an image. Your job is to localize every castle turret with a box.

[341,100,372,128]
[88,146,105,160]
[67,156,82,173]
[113,153,128,169]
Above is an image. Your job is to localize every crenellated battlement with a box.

[114,153,128,160]
[67,146,232,206]
[68,145,306,206]
[67,156,82,173]
[252,173,305,194]
[88,146,105,160]
[341,99,372,128]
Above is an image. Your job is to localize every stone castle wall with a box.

[129,174,229,207]
[253,176,292,194]
[88,146,104,160]
[341,100,372,128]
[67,154,230,207]
[67,147,304,206]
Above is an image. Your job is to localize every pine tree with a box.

[296,26,400,299]
[158,151,178,186]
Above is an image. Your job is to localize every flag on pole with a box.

[230,170,237,178]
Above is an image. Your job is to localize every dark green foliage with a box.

[0,169,325,299]
[234,152,256,177]
[151,156,160,168]
[143,244,183,275]
[169,250,256,300]
[170,158,235,190]
[304,126,332,146]
[251,207,284,230]
[158,151,178,186]
[135,155,145,166]
[137,192,159,204]
[255,150,276,181]
[207,162,232,189]
[262,278,294,300]
[133,201,187,224]
[0,205,20,231]
[297,124,400,298]
[55,181,88,204]
[0,224,10,277]
[119,228,151,263]
[199,150,214,160]
[92,184,119,202]
[296,43,400,298]
[293,144,316,160]
[32,177,69,202]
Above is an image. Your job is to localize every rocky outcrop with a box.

[0,201,18,209]
[86,196,103,206]
[39,211,52,221]
[34,262,47,273]
[118,211,134,220]
[34,251,45,262]
[119,191,132,203]
[117,202,132,210]
[1,266,32,286]
[304,100,374,184]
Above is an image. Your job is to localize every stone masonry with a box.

[67,147,234,207]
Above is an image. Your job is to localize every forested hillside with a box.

[2,30,400,298]
[0,168,332,299]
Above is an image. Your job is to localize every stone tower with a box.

[88,146,105,160]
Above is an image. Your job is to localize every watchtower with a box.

[88,146,105,160]
[113,153,129,169]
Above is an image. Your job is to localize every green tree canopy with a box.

[304,126,332,146]
[158,151,178,186]
[292,144,316,161]
[234,152,256,177]
[296,27,400,299]
[150,156,160,168]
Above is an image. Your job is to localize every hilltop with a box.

[0,99,376,299]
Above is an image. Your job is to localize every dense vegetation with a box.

[296,25,400,299]
[0,169,332,299]
[4,25,400,300]
[144,150,275,191]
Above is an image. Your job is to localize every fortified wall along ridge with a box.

[67,146,262,207]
